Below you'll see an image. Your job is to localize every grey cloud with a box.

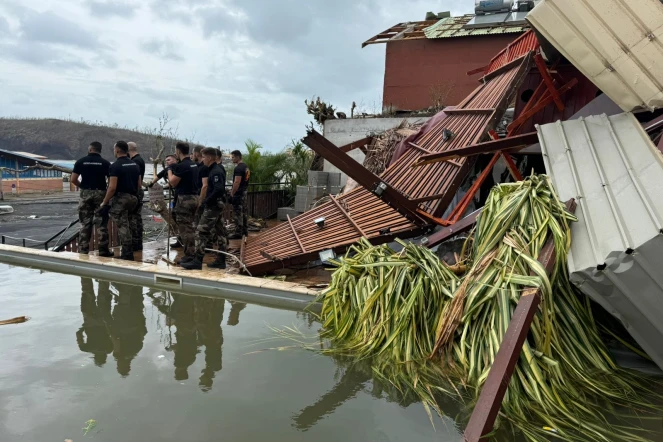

[20,10,104,50]
[149,0,209,24]
[0,16,9,36]
[87,1,139,18]
[140,39,185,61]
[2,41,90,70]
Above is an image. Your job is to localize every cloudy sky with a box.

[0,0,474,150]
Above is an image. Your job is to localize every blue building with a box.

[0,149,65,195]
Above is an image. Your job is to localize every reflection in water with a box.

[77,278,147,376]
[167,295,227,391]
[294,364,371,430]
[77,278,113,367]
[109,282,147,377]
[226,301,246,326]
[145,288,236,392]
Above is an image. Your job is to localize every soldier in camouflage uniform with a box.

[99,141,141,261]
[128,142,146,251]
[182,148,228,270]
[229,150,250,239]
[79,190,110,253]
[167,142,199,262]
[71,142,112,256]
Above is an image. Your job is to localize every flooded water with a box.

[0,264,462,442]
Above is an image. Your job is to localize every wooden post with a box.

[464,199,576,442]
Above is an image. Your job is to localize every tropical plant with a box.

[312,175,663,442]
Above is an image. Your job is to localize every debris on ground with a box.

[0,316,29,326]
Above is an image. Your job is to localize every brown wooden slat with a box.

[287,215,306,253]
[329,195,367,238]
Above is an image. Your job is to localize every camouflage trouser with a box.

[173,195,198,257]
[129,188,144,249]
[78,189,109,254]
[232,191,248,236]
[110,193,138,258]
[195,202,228,257]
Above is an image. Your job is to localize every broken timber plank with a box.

[338,136,373,154]
[464,199,576,442]
[302,130,427,227]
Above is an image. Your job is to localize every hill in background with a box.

[0,118,181,162]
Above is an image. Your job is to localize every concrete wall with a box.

[383,35,519,111]
[323,117,431,186]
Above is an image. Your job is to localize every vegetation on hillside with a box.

[0,114,185,163]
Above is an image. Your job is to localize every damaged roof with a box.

[243,51,536,274]
[528,0,663,112]
[363,14,527,47]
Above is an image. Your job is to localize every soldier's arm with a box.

[71,172,81,188]
[231,176,241,197]
[199,177,208,206]
[101,177,118,206]
[168,169,181,188]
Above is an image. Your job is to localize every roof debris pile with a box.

[363,120,423,175]
[243,50,536,274]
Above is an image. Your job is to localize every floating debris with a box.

[82,419,96,436]
[0,316,29,326]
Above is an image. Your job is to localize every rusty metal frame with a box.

[414,132,539,166]
[534,52,564,111]
[464,200,576,442]
[425,209,481,247]
[302,129,427,227]
[329,194,367,237]
[508,78,578,136]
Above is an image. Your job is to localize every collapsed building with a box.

[245,0,663,372]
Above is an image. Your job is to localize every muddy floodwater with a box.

[0,264,462,442]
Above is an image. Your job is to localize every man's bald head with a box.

[128,142,138,153]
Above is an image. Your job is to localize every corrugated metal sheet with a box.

[424,15,525,39]
[486,30,539,74]
[528,0,663,112]
[537,113,663,370]
[244,53,536,274]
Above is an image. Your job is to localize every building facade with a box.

[0,149,64,195]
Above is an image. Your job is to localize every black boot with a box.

[228,233,242,240]
[207,254,226,269]
[133,244,143,251]
[98,249,114,258]
[120,254,134,261]
[181,255,203,270]
[176,255,194,265]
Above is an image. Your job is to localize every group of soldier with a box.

[71,140,250,271]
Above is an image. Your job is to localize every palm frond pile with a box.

[315,175,663,442]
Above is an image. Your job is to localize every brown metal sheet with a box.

[244,51,535,274]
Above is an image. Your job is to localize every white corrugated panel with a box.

[528,0,663,111]
[537,113,663,369]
